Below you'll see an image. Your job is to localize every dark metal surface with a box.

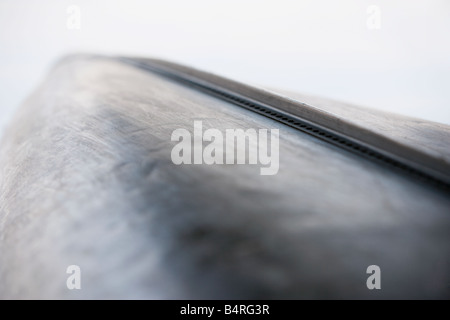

[122,57,450,189]
[0,55,449,299]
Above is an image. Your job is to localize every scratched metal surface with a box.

[132,57,450,185]
[270,89,450,165]
[0,55,449,299]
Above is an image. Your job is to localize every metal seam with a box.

[119,57,450,192]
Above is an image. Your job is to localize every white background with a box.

[1,0,450,138]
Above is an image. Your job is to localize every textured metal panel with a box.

[0,55,449,299]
